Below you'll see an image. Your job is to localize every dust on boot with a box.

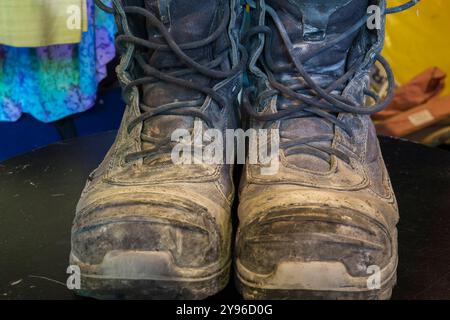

[236,0,418,299]
[70,0,244,299]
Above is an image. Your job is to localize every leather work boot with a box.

[236,0,418,299]
[70,0,244,299]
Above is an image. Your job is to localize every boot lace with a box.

[243,0,419,164]
[95,0,246,163]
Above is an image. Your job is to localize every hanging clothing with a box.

[0,0,117,123]
[0,0,88,47]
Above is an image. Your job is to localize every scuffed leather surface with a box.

[238,0,399,279]
[71,0,243,271]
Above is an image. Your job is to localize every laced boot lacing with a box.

[95,0,247,163]
[242,0,419,165]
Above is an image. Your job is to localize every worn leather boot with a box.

[70,0,244,299]
[236,0,417,299]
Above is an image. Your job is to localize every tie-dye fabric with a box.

[0,0,116,123]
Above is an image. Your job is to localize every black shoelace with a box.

[95,0,246,163]
[243,0,419,165]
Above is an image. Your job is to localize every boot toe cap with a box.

[71,192,222,269]
[236,207,397,291]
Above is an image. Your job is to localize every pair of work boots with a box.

[70,0,417,299]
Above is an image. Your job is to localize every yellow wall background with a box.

[383,0,450,95]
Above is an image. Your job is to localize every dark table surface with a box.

[1,132,450,300]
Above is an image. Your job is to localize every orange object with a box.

[376,95,450,137]
[373,67,446,121]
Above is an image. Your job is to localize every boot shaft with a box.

[247,0,388,94]
[106,0,244,164]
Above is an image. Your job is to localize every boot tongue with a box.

[267,0,368,171]
[141,0,220,162]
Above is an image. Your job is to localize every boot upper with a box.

[238,0,399,279]
[72,0,244,270]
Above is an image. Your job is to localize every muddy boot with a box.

[70,0,244,299]
[236,0,417,299]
